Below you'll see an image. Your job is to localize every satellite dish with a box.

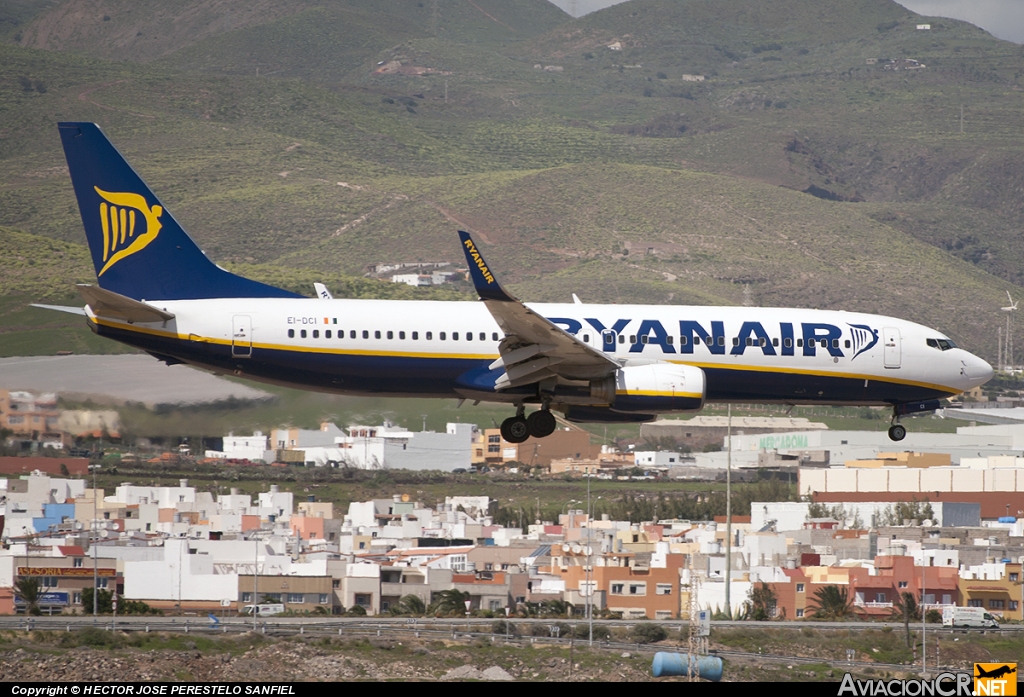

[584,546,593,556]
[570,543,582,554]
[74,522,83,531]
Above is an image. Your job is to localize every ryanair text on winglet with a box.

[463,238,495,285]
[838,672,973,697]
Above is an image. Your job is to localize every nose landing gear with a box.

[500,404,557,443]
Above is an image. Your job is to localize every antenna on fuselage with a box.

[1002,291,1018,373]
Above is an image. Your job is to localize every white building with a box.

[634,451,683,468]
[299,422,473,470]
[727,428,1019,465]
[205,431,270,462]
[123,538,239,605]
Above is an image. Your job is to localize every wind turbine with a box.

[1002,291,1018,373]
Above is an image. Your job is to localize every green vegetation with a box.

[807,585,855,621]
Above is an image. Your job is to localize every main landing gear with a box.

[500,405,557,444]
[888,407,907,442]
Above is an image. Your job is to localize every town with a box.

[3,386,1024,626]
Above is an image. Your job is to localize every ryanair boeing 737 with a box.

[42,122,994,444]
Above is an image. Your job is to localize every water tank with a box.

[651,653,723,681]
[999,517,1017,524]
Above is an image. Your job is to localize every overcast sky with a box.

[547,0,1024,44]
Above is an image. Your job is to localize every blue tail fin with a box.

[58,122,300,301]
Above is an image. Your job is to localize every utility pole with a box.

[586,472,593,645]
[724,404,733,619]
[89,463,101,620]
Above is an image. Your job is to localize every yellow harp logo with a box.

[95,187,163,276]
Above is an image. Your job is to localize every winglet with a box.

[458,231,515,302]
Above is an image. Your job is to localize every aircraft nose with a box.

[961,353,994,389]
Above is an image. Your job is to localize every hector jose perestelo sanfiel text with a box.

[10,686,297,696]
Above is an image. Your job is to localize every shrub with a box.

[631,622,668,644]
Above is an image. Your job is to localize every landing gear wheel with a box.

[501,416,530,444]
[888,424,907,442]
[527,410,557,438]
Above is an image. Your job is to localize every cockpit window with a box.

[927,338,957,351]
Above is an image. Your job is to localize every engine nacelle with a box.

[610,363,706,413]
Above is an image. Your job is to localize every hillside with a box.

[2,0,1024,364]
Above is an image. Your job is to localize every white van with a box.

[942,606,999,629]
[243,603,285,617]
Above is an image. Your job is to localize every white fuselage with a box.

[86,297,992,408]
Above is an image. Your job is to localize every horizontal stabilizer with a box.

[30,304,87,316]
[76,284,175,323]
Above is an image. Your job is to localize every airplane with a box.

[976,665,1016,680]
[41,122,994,445]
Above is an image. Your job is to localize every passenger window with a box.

[822,339,829,348]
[479,332,486,341]
[325,330,331,339]
[288,329,295,338]
[387,331,393,339]
[831,339,839,349]
[466,332,473,341]
[301,330,307,338]
[693,336,700,345]
[351,330,357,339]
[844,340,850,348]
[440,332,446,340]
[732,337,740,347]
[313,330,319,338]
[453,332,459,340]
[362,330,368,339]
[629,335,637,344]
[426,332,432,340]
[375,330,381,339]
[760,337,766,347]
[666,336,673,345]
[492,332,499,341]
[773,338,779,347]
[680,336,688,346]
[796,338,803,347]
[746,337,753,347]
[399,331,405,340]
[784,338,792,348]
[641,335,649,344]
[717,337,724,346]
[412,332,418,340]
[583,334,590,343]
[618,335,625,344]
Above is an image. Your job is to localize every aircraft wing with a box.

[458,231,618,389]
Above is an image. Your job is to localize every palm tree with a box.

[891,591,919,647]
[396,594,427,616]
[807,585,854,621]
[14,577,41,616]
[540,599,570,617]
[430,589,471,616]
[746,582,778,621]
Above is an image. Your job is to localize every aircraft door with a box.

[580,326,601,351]
[232,315,252,358]
[883,327,901,369]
